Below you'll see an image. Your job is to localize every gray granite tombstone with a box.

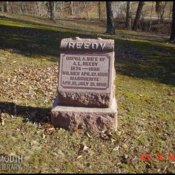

[51,37,117,135]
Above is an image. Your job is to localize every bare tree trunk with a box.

[132,1,144,31]
[3,1,9,13]
[155,1,161,19]
[60,1,64,17]
[148,1,154,31]
[98,1,102,20]
[48,1,56,21]
[160,2,167,23]
[106,1,115,34]
[125,1,131,29]
[170,1,175,42]
[84,2,89,19]
[169,2,173,21]
[155,1,167,23]
[70,1,74,16]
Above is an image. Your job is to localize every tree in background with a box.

[83,2,89,19]
[47,1,56,21]
[106,1,115,34]
[155,1,168,23]
[148,1,154,31]
[98,1,102,20]
[155,1,162,19]
[132,1,144,31]
[70,1,74,16]
[0,1,9,13]
[170,1,175,42]
[125,1,132,30]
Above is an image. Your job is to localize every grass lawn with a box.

[0,15,175,173]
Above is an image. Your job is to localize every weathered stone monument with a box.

[51,37,117,135]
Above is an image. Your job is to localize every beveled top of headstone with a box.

[60,37,114,51]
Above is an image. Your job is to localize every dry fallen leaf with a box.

[43,123,55,135]
[113,145,119,151]
[0,113,5,126]
[100,130,112,140]
[1,119,5,126]
[123,143,128,149]
[76,155,82,160]
[85,132,92,138]
[42,133,46,139]
[79,143,89,152]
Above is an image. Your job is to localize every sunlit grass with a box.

[0,15,175,173]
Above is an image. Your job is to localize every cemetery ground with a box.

[0,14,175,173]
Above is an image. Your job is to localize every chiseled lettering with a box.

[67,42,106,50]
[76,42,83,49]
[100,43,106,50]
[68,42,75,49]
[84,42,90,49]
[91,43,98,49]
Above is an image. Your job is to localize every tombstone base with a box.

[51,96,118,135]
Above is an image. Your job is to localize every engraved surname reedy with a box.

[68,42,106,50]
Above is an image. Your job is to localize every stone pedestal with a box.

[51,96,117,134]
[51,37,118,135]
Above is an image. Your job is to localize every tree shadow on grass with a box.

[119,32,169,43]
[0,21,98,60]
[0,16,175,86]
[0,101,50,124]
[116,58,175,86]
[115,40,175,86]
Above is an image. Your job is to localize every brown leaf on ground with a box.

[0,113,5,126]
[79,143,89,152]
[43,123,55,135]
